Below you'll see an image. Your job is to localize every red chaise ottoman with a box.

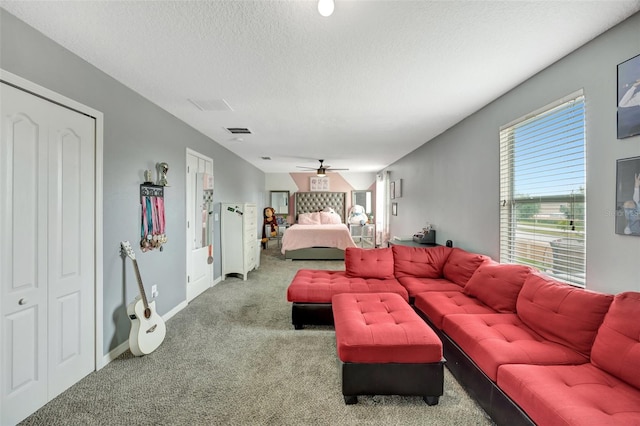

[332,292,445,405]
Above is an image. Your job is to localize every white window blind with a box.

[499,92,586,287]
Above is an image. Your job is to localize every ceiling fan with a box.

[296,159,349,177]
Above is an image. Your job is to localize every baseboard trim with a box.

[102,340,129,366]
[163,301,188,322]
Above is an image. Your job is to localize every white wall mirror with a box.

[270,190,290,215]
[352,190,372,215]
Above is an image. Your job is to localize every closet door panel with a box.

[46,102,95,399]
[1,85,49,425]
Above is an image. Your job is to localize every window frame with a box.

[499,90,586,287]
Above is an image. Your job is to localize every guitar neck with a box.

[131,258,150,310]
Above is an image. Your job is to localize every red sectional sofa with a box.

[286,245,485,328]
[285,245,640,425]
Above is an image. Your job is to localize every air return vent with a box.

[187,98,233,112]
[226,127,252,134]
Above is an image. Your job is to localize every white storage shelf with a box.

[221,203,257,280]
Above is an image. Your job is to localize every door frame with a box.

[1,69,106,370]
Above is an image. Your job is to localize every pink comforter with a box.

[281,224,357,254]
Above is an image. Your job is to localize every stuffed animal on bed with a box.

[348,204,368,226]
[261,207,279,249]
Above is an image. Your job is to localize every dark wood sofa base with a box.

[292,302,334,329]
[340,360,445,405]
[414,310,535,426]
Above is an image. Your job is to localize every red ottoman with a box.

[332,292,445,405]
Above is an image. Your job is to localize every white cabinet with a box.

[221,203,257,280]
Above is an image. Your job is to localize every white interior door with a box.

[186,149,213,302]
[1,82,95,425]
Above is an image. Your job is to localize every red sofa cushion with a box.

[397,276,464,298]
[442,313,589,381]
[391,245,452,279]
[442,248,490,287]
[516,273,614,357]
[286,269,408,303]
[463,262,532,313]
[498,363,640,426]
[332,292,442,364]
[344,247,395,279]
[591,292,640,389]
[414,291,495,329]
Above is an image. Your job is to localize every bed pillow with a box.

[345,247,395,279]
[298,212,321,225]
[319,211,341,224]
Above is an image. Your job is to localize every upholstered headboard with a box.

[295,192,346,223]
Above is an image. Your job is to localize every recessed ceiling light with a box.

[318,0,335,17]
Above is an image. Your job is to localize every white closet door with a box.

[0,84,49,425]
[45,94,95,399]
[0,82,95,425]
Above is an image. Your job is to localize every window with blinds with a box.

[499,91,586,287]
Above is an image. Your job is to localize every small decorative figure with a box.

[157,162,169,186]
[261,207,279,249]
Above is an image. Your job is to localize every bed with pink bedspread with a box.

[281,224,357,259]
[281,192,357,260]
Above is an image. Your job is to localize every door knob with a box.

[18,298,27,305]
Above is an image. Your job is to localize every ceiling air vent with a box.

[226,127,252,134]
[187,98,233,112]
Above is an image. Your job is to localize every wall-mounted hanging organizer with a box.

[140,183,167,252]
[197,172,215,249]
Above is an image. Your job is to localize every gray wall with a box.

[384,12,640,294]
[1,9,265,354]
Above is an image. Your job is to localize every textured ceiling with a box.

[2,1,639,173]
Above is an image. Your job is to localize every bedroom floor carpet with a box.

[20,247,494,426]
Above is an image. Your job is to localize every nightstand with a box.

[349,223,376,248]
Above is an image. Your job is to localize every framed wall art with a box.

[617,54,640,139]
[392,202,398,216]
[615,156,640,236]
[394,179,402,198]
[310,176,330,192]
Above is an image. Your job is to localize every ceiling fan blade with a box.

[295,160,349,172]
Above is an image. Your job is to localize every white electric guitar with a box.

[121,241,166,356]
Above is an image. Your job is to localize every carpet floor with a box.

[20,246,494,426]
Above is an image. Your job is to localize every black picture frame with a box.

[615,156,640,236]
[392,202,397,216]
[617,54,640,139]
